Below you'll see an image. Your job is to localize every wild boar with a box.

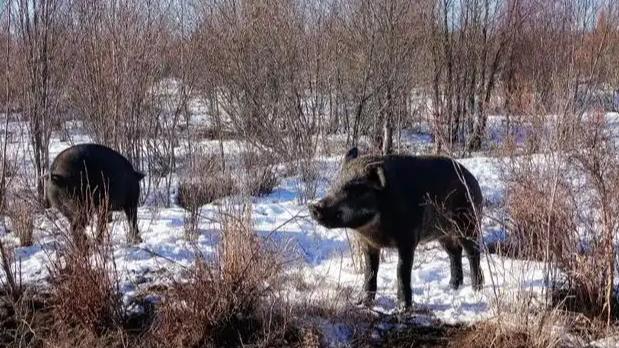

[45,143,145,245]
[308,147,484,310]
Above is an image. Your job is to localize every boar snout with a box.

[308,199,343,227]
[308,200,325,220]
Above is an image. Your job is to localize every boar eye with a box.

[347,185,366,199]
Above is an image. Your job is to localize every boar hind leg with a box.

[69,213,89,249]
[440,238,464,290]
[95,209,110,244]
[396,247,414,310]
[124,204,142,245]
[358,245,380,307]
[461,237,484,290]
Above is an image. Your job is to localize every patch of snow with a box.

[1,112,618,346]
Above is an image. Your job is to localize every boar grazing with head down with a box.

[308,147,484,310]
[45,143,145,246]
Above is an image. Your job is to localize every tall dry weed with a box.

[499,110,619,326]
[45,200,126,336]
[152,197,294,347]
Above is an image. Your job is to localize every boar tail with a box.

[134,171,146,181]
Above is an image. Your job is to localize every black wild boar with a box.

[308,147,484,310]
[45,143,145,245]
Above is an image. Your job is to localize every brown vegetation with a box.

[0,0,617,346]
[496,109,619,326]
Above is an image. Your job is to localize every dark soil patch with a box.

[0,292,53,348]
[551,287,619,325]
[354,323,465,348]
[349,308,575,348]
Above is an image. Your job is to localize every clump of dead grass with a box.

[45,203,126,337]
[239,151,280,197]
[5,196,35,247]
[151,198,298,347]
[501,168,577,262]
[176,153,236,211]
[498,110,619,326]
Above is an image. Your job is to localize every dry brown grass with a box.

[176,153,236,211]
[37,196,129,339]
[176,151,281,213]
[448,321,559,348]
[239,150,280,197]
[349,317,572,348]
[501,169,577,262]
[149,198,298,348]
[5,198,35,247]
[496,110,619,326]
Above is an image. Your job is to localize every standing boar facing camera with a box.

[45,143,145,245]
[308,147,484,310]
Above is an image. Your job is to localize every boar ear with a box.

[365,161,386,188]
[343,147,358,163]
[134,171,146,181]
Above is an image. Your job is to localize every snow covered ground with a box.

[0,113,615,346]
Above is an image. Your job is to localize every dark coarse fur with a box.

[308,147,484,310]
[45,143,145,245]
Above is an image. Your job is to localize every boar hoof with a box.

[449,277,463,290]
[127,235,143,245]
[396,299,413,312]
[354,296,375,308]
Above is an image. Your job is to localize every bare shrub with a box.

[176,177,235,211]
[501,170,577,262]
[45,201,126,336]
[1,159,17,179]
[294,160,320,204]
[5,196,34,247]
[193,126,237,141]
[499,110,619,325]
[555,111,619,324]
[47,251,123,335]
[0,288,55,348]
[239,151,280,197]
[151,198,295,347]
[149,150,176,178]
[244,167,279,197]
[176,154,236,211]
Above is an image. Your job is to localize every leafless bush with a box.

[5,196,34,247]
[176,178,236,211]
[243,167,279,198]
[557,111,619,324]
[177,151,281,218]
[176,154,236,212]
[292,160,320,205]
[192,126,237,141]
[499,109,619,325]
[148,149,176,179]
[177,153,234,240]
[0,159,17,179]
[45,201,125,336]
[238,151,280,197]
[150,198,294,348]
[501,170,577,262]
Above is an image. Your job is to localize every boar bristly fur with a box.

[45,143,145,246]
[309,147,484,310]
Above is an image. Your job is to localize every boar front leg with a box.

[358,244,380,307]
[396,246,414,310]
